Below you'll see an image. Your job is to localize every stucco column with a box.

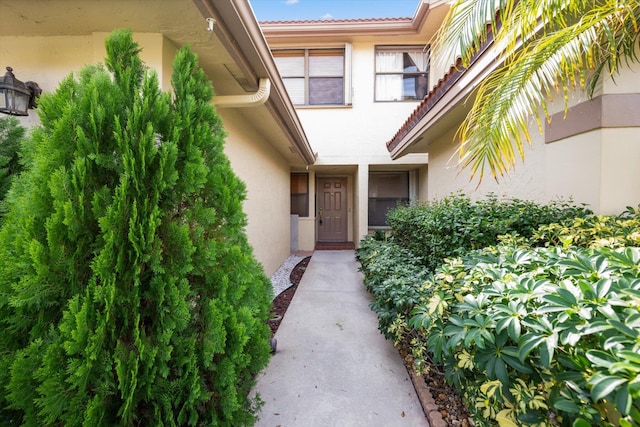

[355,163,369,247]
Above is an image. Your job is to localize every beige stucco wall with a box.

[427,124,548,202]
[0,33,177,135]
[544,130,601,209]
[0,33,175,97]
[298,218,316,251]
[355,164,368,242]
[541,60,640,213]
[0,35,94,128]
[417,165,429,201]
[0,32,291,276]
[0,36,93,91]
[596,60,640,213]
[91,33,177,92]
[218,108,291,276]
[598,128,640,213]
[424,63,640,215]
[544,122,640,215]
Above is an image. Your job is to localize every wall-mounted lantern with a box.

[0,67,41,116]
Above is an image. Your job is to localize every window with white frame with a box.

[375,46,429,102]
[273,47,351,106]
[368,172,409,227]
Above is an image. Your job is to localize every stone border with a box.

[407,368,448,427]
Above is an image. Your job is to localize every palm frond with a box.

[431,0,508,71]
[442,0,640,182]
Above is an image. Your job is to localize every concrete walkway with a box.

[252,250,428,427]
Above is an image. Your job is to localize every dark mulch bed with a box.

[267,256,310,335]
[267,254,471,426]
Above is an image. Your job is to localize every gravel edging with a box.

[269,255,305,298]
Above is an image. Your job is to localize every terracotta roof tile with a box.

[259,17,412,25]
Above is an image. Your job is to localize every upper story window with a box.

[273,47,351,106]
[375,46,429,102]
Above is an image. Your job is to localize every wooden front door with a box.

[317,177,348,242]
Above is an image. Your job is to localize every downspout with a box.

[212,77,271,108]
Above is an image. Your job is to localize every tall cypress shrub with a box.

[0,29,272,426]
[0,116,26,219]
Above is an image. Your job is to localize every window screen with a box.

[290,173,309,217]
[368,172,409,226]
[274,48,346,106]
[375,46,429,102]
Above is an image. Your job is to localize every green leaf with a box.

[572,419,592,427]
[543,294,573,307]
[494,358,509,386]
[427,332,445,362]
[502,353,533,374]
[590,374,627,402]
[535,332,558,368]
[556,287,579,305]
[610,361,640,375]
[561,328,582,347]
[539,339,553,368]
[616,385,632,416]
[581,320,613,335]
[594,278,612,300]
[517,410,546,423]
[496,409,519,427]
[608,319,638,339]
[586,350,616,368]
[508,318,521,341]
[619,350,640,365]
[604,335,632,350]
[518,333,545,361]
[554,398,580,414]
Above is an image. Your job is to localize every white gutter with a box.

[212,77,271,108]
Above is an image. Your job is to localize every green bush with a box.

[388,192,591,272]
[0,30,272,426]
[0,116,26,219]
[357,234,429,340]
[359,199,640,427]
[409,245,640,427]
[529,205,640,249]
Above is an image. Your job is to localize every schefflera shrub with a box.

[357,233,429,341]
[387,192,591,272]
[409,210,640,427]
[529,205,640,249]
[0,29,272,426]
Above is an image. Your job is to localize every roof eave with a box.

[192,0,316,165]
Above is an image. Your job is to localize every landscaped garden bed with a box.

[268,256,310,335]
[357,193,640,426]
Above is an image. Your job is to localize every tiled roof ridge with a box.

[259,17,412,25]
